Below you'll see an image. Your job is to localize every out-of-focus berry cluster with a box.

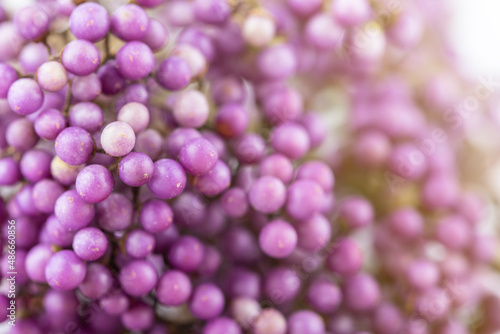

[0,0,499,333]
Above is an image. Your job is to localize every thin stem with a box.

[107,157,122,172]
[103,34,112,62]
[132,186,141,210]
[62,80,72,118]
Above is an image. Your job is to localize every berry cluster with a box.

[0,0,499,334]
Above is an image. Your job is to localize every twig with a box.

[62,80,72,117]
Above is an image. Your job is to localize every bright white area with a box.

[450,0,500,76]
